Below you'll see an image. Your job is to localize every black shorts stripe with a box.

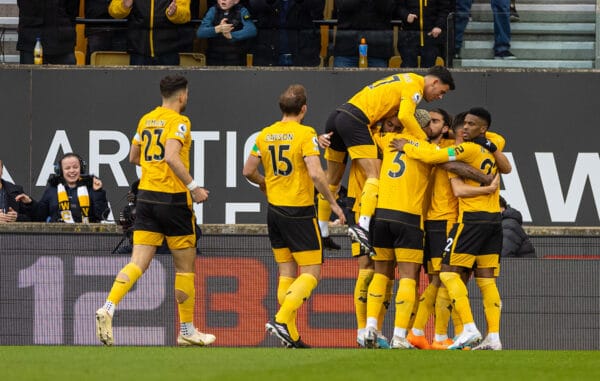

[375,208,421,226]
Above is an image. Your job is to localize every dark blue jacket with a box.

[17,0,80,55]
[248,0,324,66]
[0,179,34,222]
[33,176,109,223]
[502,206,536,258]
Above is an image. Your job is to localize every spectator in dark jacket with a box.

[332,0,397,68]
[0,159,35,222]
[109,0,192,65]
[500,196,536,258]
[197,0,257,66]
[396,0,452,68]
[17,0,80,64]
[248,0,324,66]
[84,0,128,64]
[32,153,109,223]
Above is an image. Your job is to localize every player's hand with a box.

[407,14,418,23]
[472,136,497,153]
[490,174,500,189]
[331,204,346,226]
[318,132,333,149]
[123,0,134,9]
[389,138,408,152]
[166,0,177,17]
[15,193,32,204]
[191,186,209,203]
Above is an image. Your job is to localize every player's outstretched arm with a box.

[165,139,209,203]
[439,161,493,185]
[304,156,346,225]
[450,174,500,198]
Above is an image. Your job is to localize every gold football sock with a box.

[175,273,195,323]
[107,262,142,305]
[358,178,379,229]
[277,276,297,338]
[439,271,475,325]
[366,273,388,323]
[435,286,452,336]
[476,277,502,334]
[317,185,338,235]
[451,308,463,336]
[394,278,417,331]
[275,273,318,341]
[377,279,394,331]
[412,283,439,331]
[354,269,374,329]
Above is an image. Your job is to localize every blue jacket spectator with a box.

[248,0,323,66]
[197,0,257,65]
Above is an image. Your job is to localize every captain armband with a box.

[447,147,457,161]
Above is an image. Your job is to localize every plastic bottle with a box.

[358,38,368,68]
[34,37,43,65]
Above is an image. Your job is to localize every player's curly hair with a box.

[160,75,188,99]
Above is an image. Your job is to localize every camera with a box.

[117,180,139,234]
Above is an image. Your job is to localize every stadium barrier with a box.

[0,223,598,349]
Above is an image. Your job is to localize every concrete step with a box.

[462,40,595,60]
[0,4,18,17]
[455,58,594,69]
[0,54,18,63]
[468,3,597,23]
[465,21,596,37]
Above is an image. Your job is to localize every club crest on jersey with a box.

[412,92,422,104]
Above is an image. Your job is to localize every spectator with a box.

[332,0,397,68]
[197,0,257,66]
[454,0,515,59]
[500,196,536,258]
[396,0,452,68]
[16,0,80,64]
[109,0,192,65]
[0,159,35,222]
[85,0,128,64]
[33,153,109,223]
[248,0,324,66]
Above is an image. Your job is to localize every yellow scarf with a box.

[57,183,91,223]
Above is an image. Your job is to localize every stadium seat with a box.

[388,55,402,68]
[179,52,206,66]
[90,51,130,66]
[387,56,445,68]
